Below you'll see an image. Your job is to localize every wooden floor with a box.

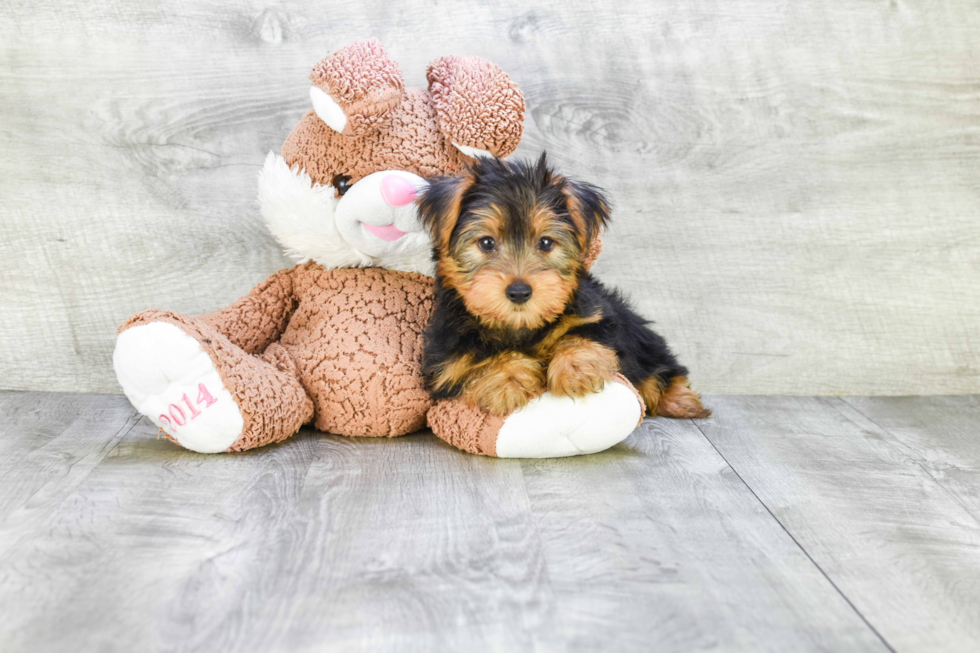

[2,393,979,652]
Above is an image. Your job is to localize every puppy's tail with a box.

[640,375,711,419]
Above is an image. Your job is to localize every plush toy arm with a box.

[428,374,645,458]
[308,38,405,137]
[426,56,525,158]
[198,267,298,355]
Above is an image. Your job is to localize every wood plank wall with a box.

[1,0,978,394]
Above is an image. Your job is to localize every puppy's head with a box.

[419,154,610,330]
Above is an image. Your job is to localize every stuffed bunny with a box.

[114,40,644,457]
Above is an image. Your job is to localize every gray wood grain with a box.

[696,395,980,653]
[2,0,979,395]
[0,411,322,652]
[0,392,139,555]
[0,390,553,652]
[232,434,551,653]
[841,395,980,523]
[0,391,910,652]
[520,417,889,653]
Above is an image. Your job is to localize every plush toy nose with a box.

[380,175,418,207]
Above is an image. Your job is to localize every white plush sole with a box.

[494,381,643,458]
[113,322,244,453]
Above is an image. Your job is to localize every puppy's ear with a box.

[563,179,611,250]
[418,170,476,252]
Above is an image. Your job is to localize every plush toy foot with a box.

[114,311,313,453]
[428,374,645,458]
[115,321,245,453]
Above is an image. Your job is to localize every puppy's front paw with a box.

[465,352,545,416]
[547,336,619,398]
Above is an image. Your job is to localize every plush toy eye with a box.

[332,174,353,196]
[477,237,496,253]
[538,237,556,252]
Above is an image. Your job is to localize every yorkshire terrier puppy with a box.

[419,154,709,420]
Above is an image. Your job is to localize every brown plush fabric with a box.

[309,38,405,137]
[259,342,303,378]
[583,233,603,272]
[282,42,525,189]
[426,56,525,156]
[118,310,314,452]
[200,268,296,355]
[612,373,647,427]
[282,89,470,188]
[426,374,643,458]
[275,264,435,437]
[427,399,503,457]
[119,41,556,454]
[122,259,633,455]
[121,264,435,448]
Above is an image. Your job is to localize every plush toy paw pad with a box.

[114,322,244,453]
[494,381,643,458]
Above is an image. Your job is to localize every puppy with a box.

[418,154,709,420]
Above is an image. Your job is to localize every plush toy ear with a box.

[427,56,525,160]
[582,232,604,272]
[308,39,405,137]
[418,170,476,253]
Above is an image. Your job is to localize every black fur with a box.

[423,272,689,399]
[419,153,609,254]
[420,154,690,400]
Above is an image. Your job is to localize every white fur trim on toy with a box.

[452,142,494,159]
[310,86,348,134]
[114,322,244,454]
[334,170,432,270]
[258,153,435,276]
[494,381,643,458]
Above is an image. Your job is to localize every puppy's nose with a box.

[380,175,417,207]
[505,281,533,304]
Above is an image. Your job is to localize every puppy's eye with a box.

[332,175,353,196]
[538,237,556,252]
[477,237,496,253]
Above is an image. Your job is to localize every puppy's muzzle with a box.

[505,281,533,304]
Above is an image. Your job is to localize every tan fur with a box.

[529,204,557,235]
[468,205,508,237]
[561,184,590,250]
[653,376,711,419]
[430,352,476,393]
[547,336,619,398]
[432,170,476,253]
[531,185,589,273]
[433,176,588,333]
[461,267,573,331]
[637,377,664,415]
[534,311,603,357]
[561,179,610,249]
[460,351,545,416]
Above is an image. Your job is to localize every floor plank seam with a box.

[688,418,898,653]
[832,397,980,530]
[292,429,325,500]
[0,408,143,559]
